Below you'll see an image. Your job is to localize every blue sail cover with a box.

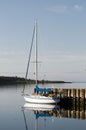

[36,85,52,93]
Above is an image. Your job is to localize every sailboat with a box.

[23,20,60,104]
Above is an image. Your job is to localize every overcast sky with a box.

[0,0,86,81]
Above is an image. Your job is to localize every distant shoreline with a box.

[0,76,72,85]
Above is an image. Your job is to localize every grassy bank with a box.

[0,76,71,85]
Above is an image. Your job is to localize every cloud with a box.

[47,4,84,13]
[74,4,83,12]
[39,50,86,63]
[47,5,68,13]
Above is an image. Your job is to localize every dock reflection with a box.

[60,106,86,120]
[23,102,86,120]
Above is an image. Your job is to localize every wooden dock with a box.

[57,88,86,98]
[34,88,86,99]
[54,88,86,109]
[34,88,86,119]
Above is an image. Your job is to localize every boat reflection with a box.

[23,103,60,118]
[24,103,59,110]
[22,103,60,130]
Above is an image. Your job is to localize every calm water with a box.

[0,83,86,130]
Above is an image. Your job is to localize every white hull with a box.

[24,95,60,104]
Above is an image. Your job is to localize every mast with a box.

[22,23,35,94]
[25,25,35,80]
[22,20,38,94]
[35,20,38,85]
